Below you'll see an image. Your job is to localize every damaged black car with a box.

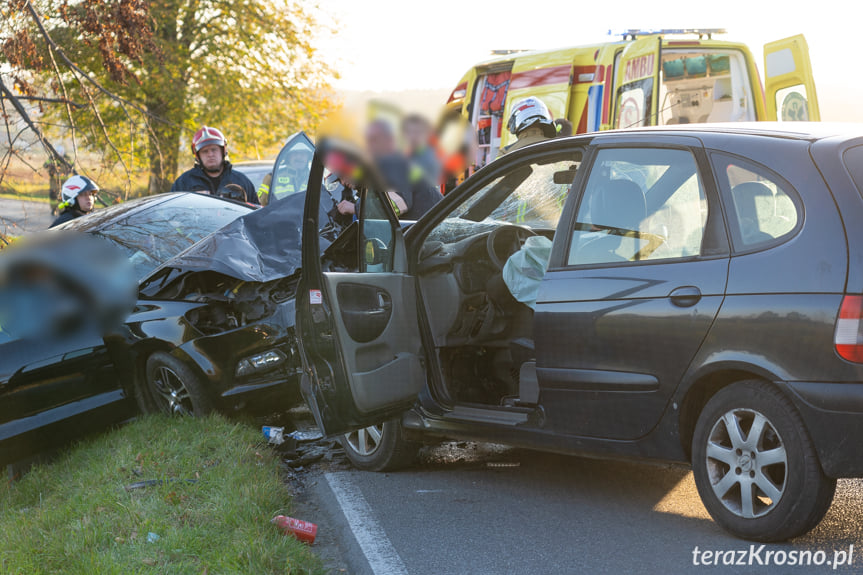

[126,132,351,416]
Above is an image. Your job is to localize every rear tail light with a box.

[835,295,863,362]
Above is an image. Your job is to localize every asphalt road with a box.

[288,437,863,575]
[0,197,53,235]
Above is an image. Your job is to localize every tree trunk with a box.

[146,96,182,195]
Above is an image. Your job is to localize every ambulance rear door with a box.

[764,34,820,121]
[613,36,662,128]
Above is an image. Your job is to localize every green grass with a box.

[0,415,325,574]
[0,192,52,203]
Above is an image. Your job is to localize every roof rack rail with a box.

[614,28,728,41]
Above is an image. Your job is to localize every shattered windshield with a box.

[426,153,581,245]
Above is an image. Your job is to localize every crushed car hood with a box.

[161,192,334,284]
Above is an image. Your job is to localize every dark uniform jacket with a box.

[49,207,87,228]
[375,154,443,221]
[170,162,258,204]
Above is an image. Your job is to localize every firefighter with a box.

[49,175,99,228]
[171,126,257,203]
[260,146,312,205]
[503,96,557,154]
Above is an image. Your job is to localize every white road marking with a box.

[324,472,408,575]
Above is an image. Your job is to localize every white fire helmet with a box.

[60,175,99,206]
[506,96,556,138]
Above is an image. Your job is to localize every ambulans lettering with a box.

[622,54,655,84]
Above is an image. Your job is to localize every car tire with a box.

[339,420,420,472]
[691,380,835,542]
[139,351,214,416]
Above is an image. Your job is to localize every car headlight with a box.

[235,349,286,377]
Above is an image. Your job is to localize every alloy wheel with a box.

[150,366,194,415]
[343,424,383,456]
[704,408,787,519]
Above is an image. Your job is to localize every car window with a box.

[424,152,581,247]
[567,147,707,266]
[843,145,863,199]
[711,152,800,250]
[96,196,249,279]
[360,188,396,273]
[271,135,315,201]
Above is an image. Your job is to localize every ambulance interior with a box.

[658,50,756,125]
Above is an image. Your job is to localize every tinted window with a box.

[96,195,249,279]
[567,147,707,266]
[711,153,800,250]
[844,146,863,197]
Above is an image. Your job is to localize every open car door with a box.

[267,131,316,203]
[614,36,661,129]
[296,141,424,436]
[764,34,820,121]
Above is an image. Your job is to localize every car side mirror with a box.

[364,238,389,267]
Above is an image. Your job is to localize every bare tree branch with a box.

[0,74,72,173]
[24,0,176,129]
[0,94,86,109]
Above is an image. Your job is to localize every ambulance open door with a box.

[764,35,820,121]
[613,36,661,129]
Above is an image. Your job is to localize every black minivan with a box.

[295,124,863,542]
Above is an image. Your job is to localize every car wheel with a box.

[691,380,835,542]
[339,420,420,472]
[140,351,214,416]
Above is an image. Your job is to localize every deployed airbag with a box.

[502,235,553,310]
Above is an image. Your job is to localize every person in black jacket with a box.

[49,175,99,228]
[363,119,442,220]
[170,126,258,204]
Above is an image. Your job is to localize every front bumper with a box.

[174,303,302,411]
[782,381,863,478]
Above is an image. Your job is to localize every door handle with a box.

[669,286,702,308]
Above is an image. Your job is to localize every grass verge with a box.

[0,414,325,574]
[0,192,52,203]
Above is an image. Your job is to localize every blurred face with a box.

[365,122,396,159]
[403,119,430,151]
[288,151,310,171]
[198,144,224,173]
[76,191,95,213]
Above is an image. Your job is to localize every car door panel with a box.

[324,273,424,413]
[536,260,727,439]
[0,333,129,464]
[535,143,729,440]
[297,141,425,436]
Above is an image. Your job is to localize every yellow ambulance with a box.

[445,30,819,167]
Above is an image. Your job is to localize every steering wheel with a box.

[486,225,537,270]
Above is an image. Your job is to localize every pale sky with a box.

[312,0,860,121]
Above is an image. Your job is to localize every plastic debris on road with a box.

[262,425,285,445]
[271,515,318,544]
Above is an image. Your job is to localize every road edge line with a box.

[324,471,408,575]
